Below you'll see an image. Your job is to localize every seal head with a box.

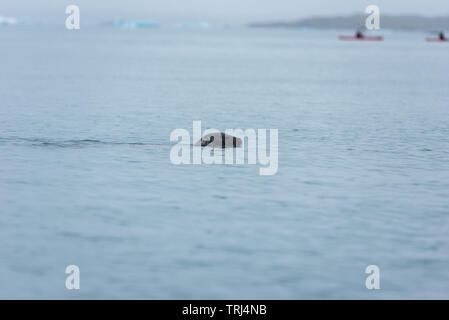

[195,132,242,148]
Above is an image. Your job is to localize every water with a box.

[1,26,449,299]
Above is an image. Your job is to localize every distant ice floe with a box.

[107,19,159,29]
[103,19,222,30]
[0,16,18,26]
[177,22,212,30]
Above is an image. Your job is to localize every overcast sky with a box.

[1,0,448,23]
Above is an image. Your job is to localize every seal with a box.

[194,132,242,148]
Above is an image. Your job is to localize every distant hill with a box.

[249,15,449,32]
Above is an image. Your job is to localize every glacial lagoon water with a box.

[0,26,448,299]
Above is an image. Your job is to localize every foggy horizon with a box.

[1,0,449,24]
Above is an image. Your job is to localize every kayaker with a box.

[439,32,446,40]
[355,30,364,39]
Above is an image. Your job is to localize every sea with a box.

[0,24,448,299]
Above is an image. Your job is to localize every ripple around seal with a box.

[0,136,165,148]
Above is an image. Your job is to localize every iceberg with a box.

[178,22,212,30]
[0,16,18,26]
[109,19,159,29]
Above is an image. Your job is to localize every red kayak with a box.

[426,37,449,42]
[339,35,383,41]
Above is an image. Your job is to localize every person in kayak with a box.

[355,29,364,39]
[439,32,446,40]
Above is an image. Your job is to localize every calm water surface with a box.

[0,26,448,298]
